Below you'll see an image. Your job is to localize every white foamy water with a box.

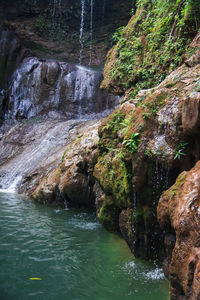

[143,268,165,280]
[122,260,165,282]
[0,175,22,194]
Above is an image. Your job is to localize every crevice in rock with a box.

[187,260,195,297]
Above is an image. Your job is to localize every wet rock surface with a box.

[0,119,100,202]
[31,120,100,207]
[4,56,119,121]
[157,161,200,300]
[0,119,82,191]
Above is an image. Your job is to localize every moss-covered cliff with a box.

[93,0,200,262]
[101,0,200,98]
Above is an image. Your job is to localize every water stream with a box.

[89,0,94,66]
[79,0,86,64]
[0,192,169,300]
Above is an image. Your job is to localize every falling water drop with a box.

[89,0,94,66]
[132,191,137,250]
[133,191,137,213]
[79,0,86,64]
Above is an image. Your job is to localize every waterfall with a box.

[89,0,94,66]
[51,0,62,34]
[132,191,137,250]
[101,0,106,26]
[79,0,86,64]
[6,57,119,121]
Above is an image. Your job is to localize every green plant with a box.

[174,142,187,160]
[142,112,151,120]
[145,148,152,158]
[112,26,125,44]
[122,133,140,153]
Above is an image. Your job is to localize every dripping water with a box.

[54,64,63,106]
[89,0,94,66]
[101,0,106,26]
[132,191,137,250]
[133,191,137,213]
[151,160,169,258]
[79,0,86,64]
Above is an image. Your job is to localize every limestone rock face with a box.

[157,161,200,300]
[31,120,100,207]
[0,119,84,192]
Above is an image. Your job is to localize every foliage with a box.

[174,142,187,160]
[112,26,126,44]
[122,132,140,153]
[142,112,151,120]
[145,148,152,158]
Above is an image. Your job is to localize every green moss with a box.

[98,111,125,155]
[143,91,168,117]
[169,172,186,199]
[94,153,132,208]
[98,202,121,233]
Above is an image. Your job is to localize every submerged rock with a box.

[157,161,200,299]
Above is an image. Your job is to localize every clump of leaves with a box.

[174,142,187,160]
[142,112,151,120]
[123,133,140,153]
[112,26,125,44]
[145,148,152,158]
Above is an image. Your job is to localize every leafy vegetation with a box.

[112,26,126,44]
[122,133,140,153]
[174,142,187,160]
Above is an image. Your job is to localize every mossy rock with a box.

[94,152,132,208]
[98,202,121,233]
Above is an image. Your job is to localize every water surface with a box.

[0,192,169,300]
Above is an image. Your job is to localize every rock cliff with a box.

[158,161,200,299]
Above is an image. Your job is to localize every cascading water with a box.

[5,57,119,121]
[0,55,120,192]
[89,0,94,66]
[79,0,86,64]
[149,160,169,258]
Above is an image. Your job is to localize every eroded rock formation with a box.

[92,33,200,261]
[158,161,200,299]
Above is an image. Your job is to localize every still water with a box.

[0,192,169,300]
